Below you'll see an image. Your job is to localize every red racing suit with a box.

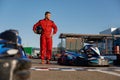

[33,19,58,60]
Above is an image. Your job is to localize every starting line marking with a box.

[35,69,49,71]
[30,66,120,77]
[31,66,120,72]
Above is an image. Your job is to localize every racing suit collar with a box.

[44,18,50,21]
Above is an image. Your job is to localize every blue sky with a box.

[0,0,120,47]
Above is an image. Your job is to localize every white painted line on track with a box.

[87,69,100,71]
[31,66,120,72]
[97,70,120,77]
[114,69,120,71]
[60,68,76,71]
[35,68,49,71]
[35,69,49,71]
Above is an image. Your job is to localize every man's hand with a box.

[34,30,37,34]
[51,33,55,37]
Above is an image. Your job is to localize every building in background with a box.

[100,28,117,34]
[59,33,118,54]
[100,27,120,54]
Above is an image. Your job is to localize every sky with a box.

[0,0,120,48]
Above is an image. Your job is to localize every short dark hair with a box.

[45,11,51,15]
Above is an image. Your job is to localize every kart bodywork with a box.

[58,45,116,66]
[0,30,31,80]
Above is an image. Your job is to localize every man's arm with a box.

[33,20,41,33]
[52,21,58,35]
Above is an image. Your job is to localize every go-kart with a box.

[0,30,31,80]
[58,45,116,66]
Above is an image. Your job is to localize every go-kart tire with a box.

[74,57,88,66]
[57,58,63,65]
[0,58,31,80]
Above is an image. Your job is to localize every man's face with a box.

[45,13,51,20]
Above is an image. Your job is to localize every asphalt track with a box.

[30,59,120,80]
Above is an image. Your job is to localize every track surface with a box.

[30,59,120,80]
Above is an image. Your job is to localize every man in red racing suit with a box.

[33,11,58,64]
